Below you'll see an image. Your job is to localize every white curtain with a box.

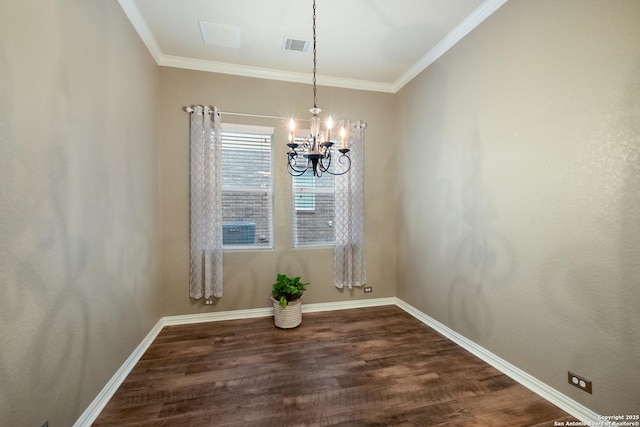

[334,121,367,289]
[188,105,223,299]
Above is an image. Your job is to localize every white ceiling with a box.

[119,0,507,93]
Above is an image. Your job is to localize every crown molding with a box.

[392,0,509,92]
[119,0,508,94]
[117,0,162,63]
[159,54,397,93]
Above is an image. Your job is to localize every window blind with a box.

[291,134,336,247]
[221,124,273,248]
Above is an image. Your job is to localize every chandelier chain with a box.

[312,0,317,108]
[286,0,352,178]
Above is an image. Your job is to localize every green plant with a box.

[272,273,308,308]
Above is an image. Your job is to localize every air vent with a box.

[199,21,240,48]
[282,37,311,52]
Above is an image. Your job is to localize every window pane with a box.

[291,134,336,247]
[221,124,273,249]
[294,173,315,211]
[292,188,335,246]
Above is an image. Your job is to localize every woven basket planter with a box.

[272,297,302,329]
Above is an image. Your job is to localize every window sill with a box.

[223,245,273,252]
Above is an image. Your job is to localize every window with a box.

[291,134,335,247]
[221,123,273,249]
[293,173,316,211]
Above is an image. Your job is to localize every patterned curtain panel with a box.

[188,105,223,299]
[334,121,367,289]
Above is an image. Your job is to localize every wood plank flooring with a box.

[94,305,577,426]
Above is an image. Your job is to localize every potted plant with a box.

[271,273,308,328]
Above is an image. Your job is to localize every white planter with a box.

[272,297,302,329]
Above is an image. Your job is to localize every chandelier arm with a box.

[288,165,310,177]
[320,151,332,170]
[287,151,308,174]
[287,158,311,176]
[312,160,322,177]
[321,153,352,176]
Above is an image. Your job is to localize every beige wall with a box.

[3,0,636,423]
[396,0,640,415]
[0,1,161,425]
[159,68,397,315]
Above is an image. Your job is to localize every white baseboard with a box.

[75,296,599,426]
[162,297,397,326]
[303,297,396,313]
[162,306,274,326]
[72,320,165,427]
[394,298,601,424]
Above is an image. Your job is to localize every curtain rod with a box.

[184,107,309,122]
[185,107,366,127]
[220,111,300,121]
[220,112,367,128]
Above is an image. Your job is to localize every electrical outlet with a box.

[205,299,214,305]
[568,371,592,394]
[363,287,373,293]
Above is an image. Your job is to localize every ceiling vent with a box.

[282,37,311,53]
[199,21,240,48]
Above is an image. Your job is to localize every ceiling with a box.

[119,0,507,93]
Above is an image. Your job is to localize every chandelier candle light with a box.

[286,0,352,177]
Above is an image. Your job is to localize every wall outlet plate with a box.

[363,287,373,293]
[568,371,592,394]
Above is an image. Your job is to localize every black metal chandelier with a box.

[286,0,351,178]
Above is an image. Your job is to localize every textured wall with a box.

[396,0,640,415]
[159,68,397,315]
[0,1,161,425]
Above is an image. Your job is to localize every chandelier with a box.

[286,0,351,178]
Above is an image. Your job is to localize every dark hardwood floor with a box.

[94,305,577,426]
